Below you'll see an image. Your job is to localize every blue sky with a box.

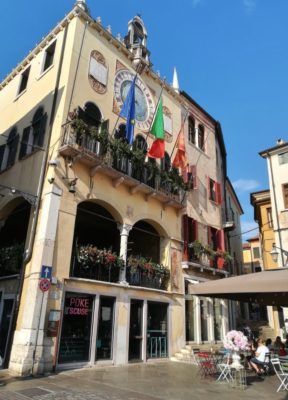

[1,0,288,241]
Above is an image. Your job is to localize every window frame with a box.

[198,124,205,152]
[42,40,56,73]
[188,116,195,144]
[282,183,288,209]
[17,67,30,95]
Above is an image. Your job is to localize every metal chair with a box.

[271,357,288,392]
[217,353,233,383]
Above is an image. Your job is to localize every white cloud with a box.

[243,0,256,14]
[232,179,260,192]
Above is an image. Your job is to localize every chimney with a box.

[276,138,285,145]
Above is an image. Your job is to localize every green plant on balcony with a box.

[69,117,188,195]
[77,245,124,269]
[127,255,170,279]
[189,240,233,268]
[0,243,24,277]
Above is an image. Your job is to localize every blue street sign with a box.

[41,265,52,280]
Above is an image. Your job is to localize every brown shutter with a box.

[182,214,189,261]
[216,229,225,251]
[216,182,222,205]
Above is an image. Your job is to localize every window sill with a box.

[37,64,54,80]
[14,88,27,102]
[187,141,209,158]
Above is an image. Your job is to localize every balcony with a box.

[71,246,170,291]
[59,123,187,210]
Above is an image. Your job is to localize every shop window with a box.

[188,116,195,144]
[198,124,205,151]
[283,183,288,209]
[18,67,30,95]
[43,41,56,72]
[58,293,94,364]
[208,178,222,205]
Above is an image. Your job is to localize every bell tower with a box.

[124,15,150,72]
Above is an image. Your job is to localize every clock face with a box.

[114,70,155,130]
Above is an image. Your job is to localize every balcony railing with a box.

[71,246,170,290]
[59,123,187,208]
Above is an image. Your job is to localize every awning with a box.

[188,268,288,306]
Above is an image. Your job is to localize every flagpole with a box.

[111,74,137,138]
[143,80,165,150]
[170,108,189,160]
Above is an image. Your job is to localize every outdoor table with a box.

[197,352,218,378]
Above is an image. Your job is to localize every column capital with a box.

[117,223,133,236]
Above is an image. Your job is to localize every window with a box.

[160,152,171,171]
[163,106,172,135]
[253,247,260,259]
[198,124,205,151]
[208,178,222,205]
[283,183,288,209]
[18,107,47,160]
[278,152,288,165]
[114,123,127,141]
[182,215,198,261]
[185,164,197,189]
[89,50,108,94]
[133,134,147,152]
[267,207,273,228]
[18,67,30,95]
[188,117,195,144]
[43,41,56,72]
[0,127,19,170]
[207,227,225,251]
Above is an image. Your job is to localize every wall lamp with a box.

[270,243,288,267]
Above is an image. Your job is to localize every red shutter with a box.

[207,225,211,246]
[216,229,225,251]
[216,182,222,205]
[208,177,211,200]
[192,219,198,241]
[182,215,189,261]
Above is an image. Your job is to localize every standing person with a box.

[248,338,269,376]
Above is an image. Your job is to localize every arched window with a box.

[32,107,47,149]
[161,152,171,171]
[133,21,144,44]
[133,134,147,152]
[188,117,195,144]
[83,102,102,128]
[114,124,127,141]
[6,127,19,168]
[198,124,205,151]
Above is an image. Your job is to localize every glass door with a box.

[0,298,14,367]
[200,299,208,342]
[129,299,143,361]
[96,296,115,360]
[147,302,168,359]
[213,299,222,341]
[185,296,195,342]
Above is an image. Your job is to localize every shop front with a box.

[57,290,170,368]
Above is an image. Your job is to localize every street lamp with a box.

[270,243,288,267]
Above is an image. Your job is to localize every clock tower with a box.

[124,16,150,72]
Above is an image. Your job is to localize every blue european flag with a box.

[119,76,136,144]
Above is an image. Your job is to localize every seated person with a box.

[285,334,288,347]
[274,336,284,352]
[278,343,287,356]
[248,338,269,375]
[265,338,273,350]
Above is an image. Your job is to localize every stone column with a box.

[117,223,132,284]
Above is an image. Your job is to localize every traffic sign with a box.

[41,265,52,280]
[39,278,51,292]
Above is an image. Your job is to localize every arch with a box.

[77,199,123,225]
[114,123,127,141]
[132,216,169,238]
[129,220,161,263]
[188,116,195,144]
[133,134,147,152]
[82,102,102,127]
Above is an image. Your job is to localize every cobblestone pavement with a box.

[0,361,287,400]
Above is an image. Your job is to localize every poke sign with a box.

[39,278,51,292]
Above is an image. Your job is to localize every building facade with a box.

[0,1,236,375]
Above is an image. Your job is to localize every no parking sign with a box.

[39,278,51,292]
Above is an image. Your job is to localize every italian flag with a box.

[147,97,165,159]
